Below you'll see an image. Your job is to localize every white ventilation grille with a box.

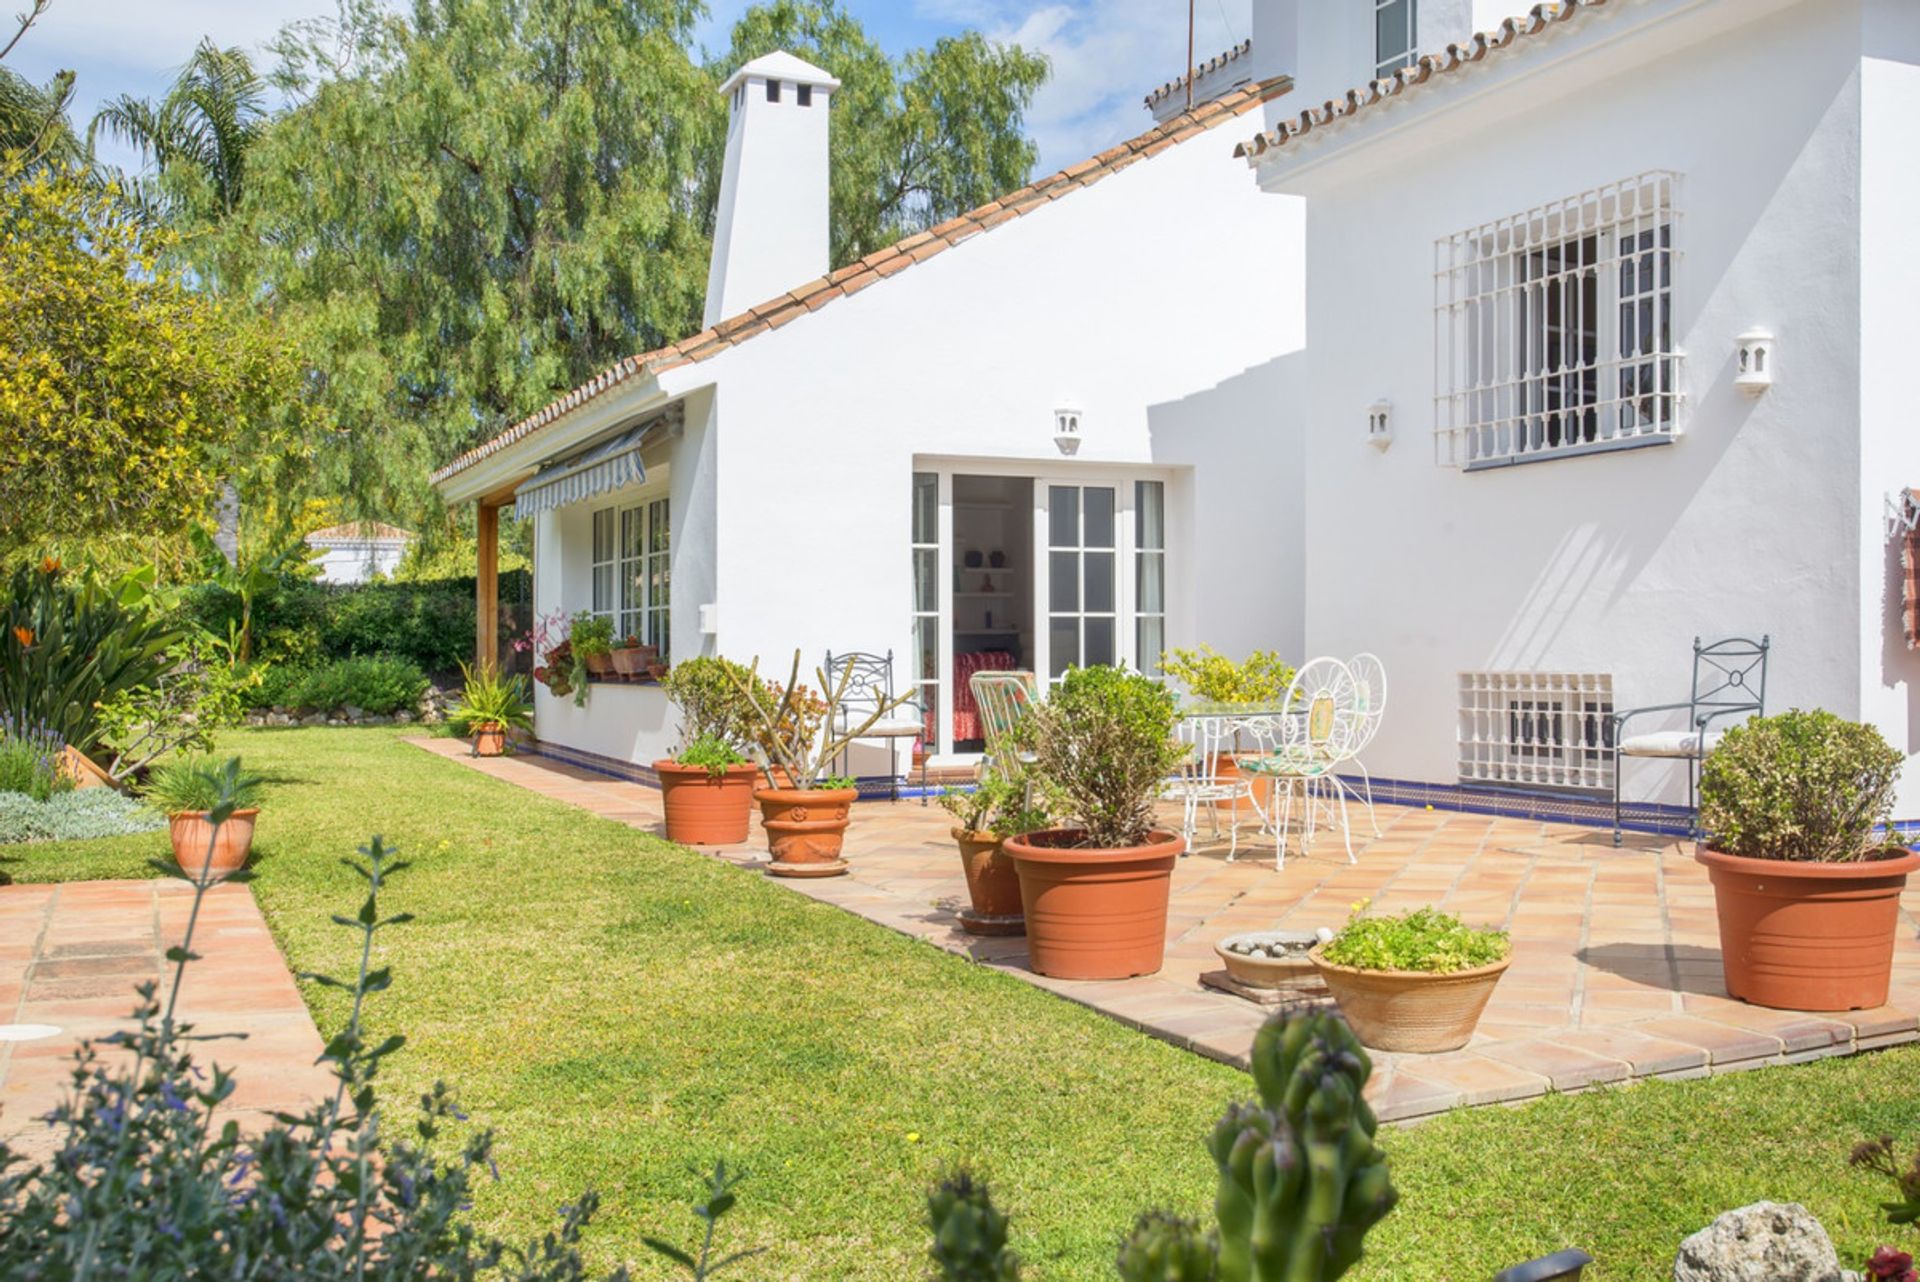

[1434,171,1682,469]
[1458,671,1614,792]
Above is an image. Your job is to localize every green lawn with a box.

[6,726,1918,1279]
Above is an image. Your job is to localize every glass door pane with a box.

[1135,481,1165,674]
[910,472,940,751]
[1046,483,1116,679]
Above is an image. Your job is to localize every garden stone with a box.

[362,714,392,726]
[343,704,366,721]
[1673,1202,1845,1282]
[266,712,295,727]
[393,710,413,724]
[299,713,327,727]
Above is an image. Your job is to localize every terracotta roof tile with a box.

[431,74,1291,487]
[306,521,413,542]
[1236,0,1608,164]
[1144,39,1254,110]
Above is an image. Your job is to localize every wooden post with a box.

[476,501,499,673]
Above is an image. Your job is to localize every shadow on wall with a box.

[1146,351,1306,662]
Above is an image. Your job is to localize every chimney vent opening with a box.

[797,83,812,107]
[766,79,781,103]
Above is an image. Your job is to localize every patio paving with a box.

[410,737,1920,1122]
[0,878,335,1160]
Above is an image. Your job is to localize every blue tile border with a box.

[523,739,933,802]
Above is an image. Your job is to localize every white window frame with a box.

[1135,480,1166,676]
[1374,0,1418,79]
[1434,170,1682,471]
[589,494,671,656]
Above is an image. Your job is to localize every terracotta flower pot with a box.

[1004,828,1183,980]
[1696,847,1920,1011]
[610,646,644,678]
[1214,930,1323,992]
[657,760,758,845]
[167,809,261,880]
[952,826,1025,936]
[472,722,507,757]
[755,785,858,877]
[1215,753,1270,817]
[583,650,613,677]
[1308,945,1509,1053]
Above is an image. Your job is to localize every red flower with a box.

[37,556,60,576]
[1869,1246,1917,1282]
[11,626,32,648]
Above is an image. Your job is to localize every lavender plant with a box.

[0,710,71,801]
[0,768,626,1280]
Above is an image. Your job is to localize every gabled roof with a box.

[1235,0,1609,163]
[306,521,413,543]
[720,51,839,95]
[1144,39,1254,111]
[431,74,1291,488]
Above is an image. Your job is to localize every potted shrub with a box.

[450,661,532,757]
[143,756,267,879]
[1307,904,1510,1052]
[726,651,917,877]
[1159,645,1294,814]
[655,656,760,845]
[1004,665,1188,980]
[1696,710,1920,1011]
[938,769,1056,936]
[570,612,615,679]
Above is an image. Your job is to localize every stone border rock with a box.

[243,685,451,729]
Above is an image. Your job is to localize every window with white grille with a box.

[1458,671,1614,791]
[1434,171,1681,469]
[1374,0,1418,79]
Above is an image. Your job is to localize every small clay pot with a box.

[168,809,261,880]
[610,646,645,678]
[583,650,613,677]
[755,785,859,877]
[472,722,507,757]
[1213,930,1323,991]
[952,827,1024,936]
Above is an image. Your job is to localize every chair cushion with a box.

[1618,729,1723,759]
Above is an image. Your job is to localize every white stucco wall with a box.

[310,541,408,585]
[1258,0,1873,804]
[1856,0,1920,813]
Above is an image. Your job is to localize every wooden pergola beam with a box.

[475,501,500,672]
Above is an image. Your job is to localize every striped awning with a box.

[510,417,662,522]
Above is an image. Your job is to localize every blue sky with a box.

[8,0,1250,178]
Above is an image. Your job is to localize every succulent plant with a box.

[928,1172,1021,1281]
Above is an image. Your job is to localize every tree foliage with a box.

[0,165,294,554]
[0,0,79,174]
[90,37,271,223]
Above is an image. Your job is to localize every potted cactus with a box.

[655,656,761,846]
[142,756,267,879]
[726,650,917,877]
[1308,904,1510,1052]
[1696,710,1920,1011]
[924,1007,1397,1281]
[449,661,532,757]
[1004,666,1188,980]
[938,768,1056,936]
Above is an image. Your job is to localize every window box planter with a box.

[1307,946,1509,1053]
[656,760,758,846]
[1695,847,1920,1011]
[1004,828,1183,980]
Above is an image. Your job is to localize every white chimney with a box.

[704,51,840,328]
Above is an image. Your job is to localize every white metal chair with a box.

[969,670,1040,787]
[1340,652,1388,835]
[824,650,925,801]
[1238,657,1364,870]
[1161,713,1251,857]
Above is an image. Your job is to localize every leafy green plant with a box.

[1699,709,1906,862]
[286,654,429,715]
[939,769,1057,839]
[1159,645,1295,706]
[94,634,255,781]
[678,733,748,776]
[141,755,266,815]
[0,711,72,801]
[921,1005,1396,1281]
[0,820,626,1279]
[1026,665,1186,849]
[450,660,532,734]
[569,611,614,659]
[662,655,760,752]
[0,788,165,845]
[1319,904,1509,974]
[725,651,917,791]
[1,558,182,752]
[642,1160,762,1279]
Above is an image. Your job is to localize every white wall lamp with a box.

[1735,328,1774,395]
[1053,404,1083,456]
[1366,398,1393,451]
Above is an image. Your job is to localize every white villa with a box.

[431,0,1920,825]
[305,521,414,585]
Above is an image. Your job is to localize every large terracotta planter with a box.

[1696,847,1920,1011]
[167,809,261,880]
[1004,828,1183,980]
[472,722,506,757]
[1215,753,1267,817]
[657,760,758,846]
[756,785,858,877]
[952,827,1024,936]
[1309,946,1509,1052]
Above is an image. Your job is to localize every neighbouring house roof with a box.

[1144,39,1255,111]
[306,521,414,545]
[430,74,1291,488]
[1235,0,1610,164]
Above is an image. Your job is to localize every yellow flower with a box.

[905,1131,921,1144]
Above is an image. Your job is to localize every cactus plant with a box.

[1116,1210,1218,1281]
[928,1172,1022,1281]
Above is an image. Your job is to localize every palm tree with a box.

[0,0,79,173]
[89,38,267,217]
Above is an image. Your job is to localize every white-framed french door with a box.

[912,462,1172,758]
